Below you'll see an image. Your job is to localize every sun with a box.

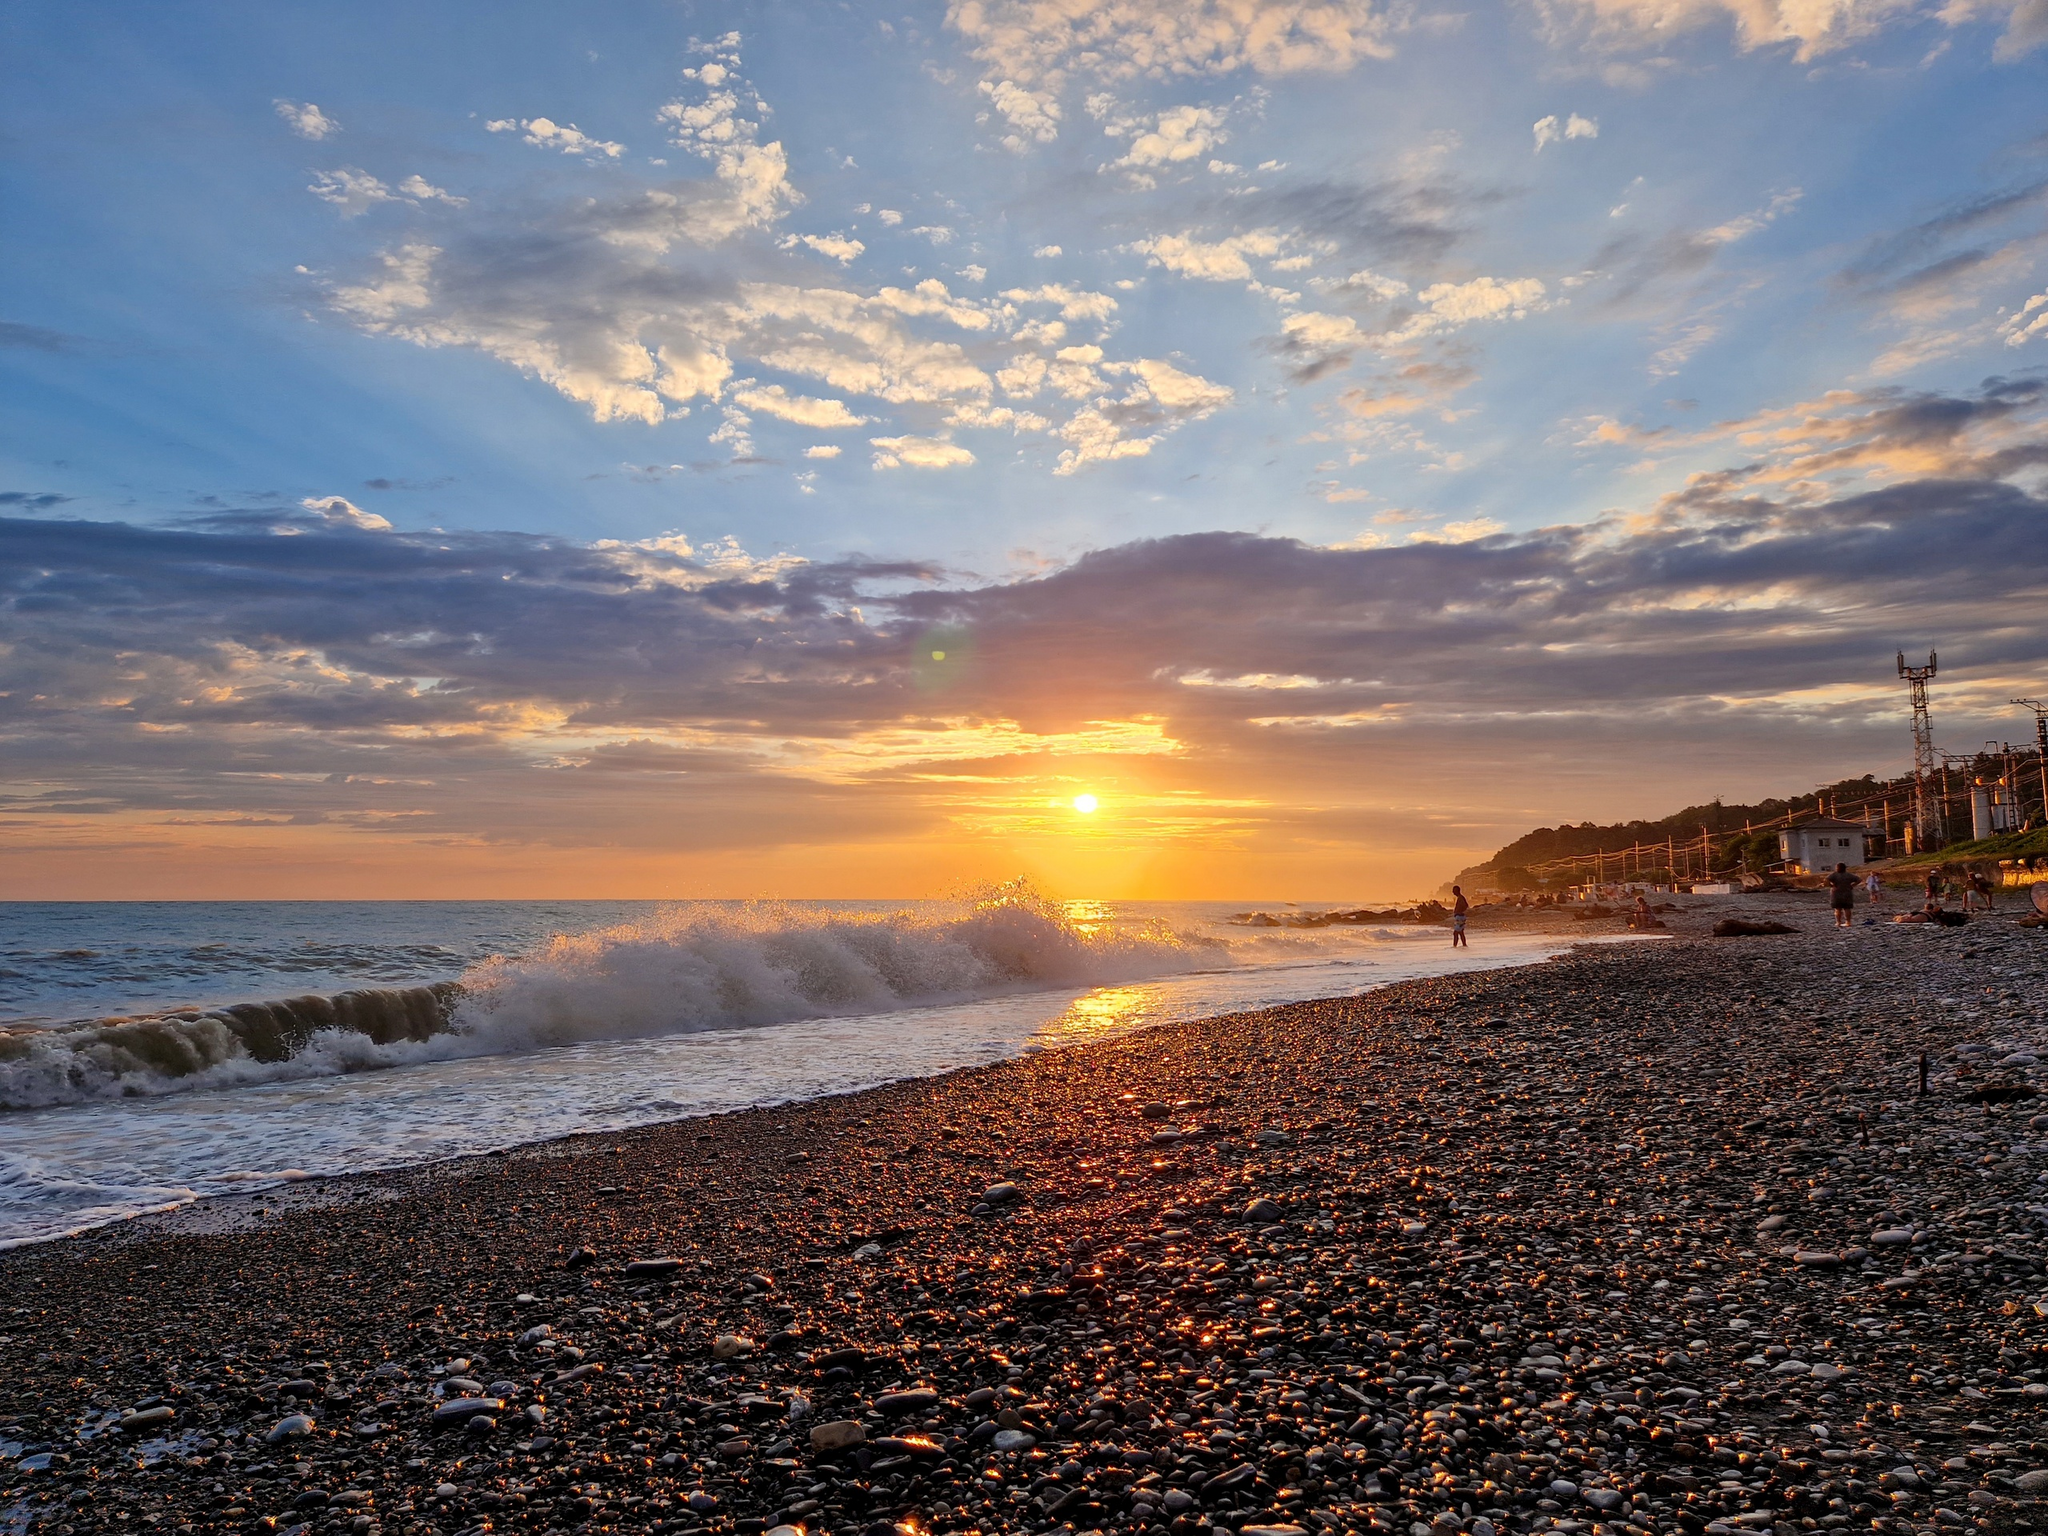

[1072,794,1098,814]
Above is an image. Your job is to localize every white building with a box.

[1778,817,1872,874]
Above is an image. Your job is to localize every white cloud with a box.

[311,169,467,217]
[1541,0,2048,61]
[1054,356,1234,474]
[804,444,844,458]
[300,495,392,531]
[1033,244,1064,258]
[871,434,977,469]
[275,99,339,140]
[1386,276,1550,342]
[398,175,465,206]
[654,49,800,243]
[1409,517,1505,543]
[1542,0,1914,61]
[1699,188,1802,246]
[1532,112,1599,150]
[1105,103,1230,180]
[1311,268,1409,300]
[948,1,1393,149]
[2004,291,2048,346]
[978,78,1063,152]
[710,404,755,457]
[785,232,866,264]
[957,264,989,283]
[318,43,1240,467]
[491,116,626,159]
[911,225,957,245]
[731,383,871,427]
[309,168,400,217]
[1282,311,1368,349]
[1001,284,1120,321]
[1127,229,1285,282]
[877,208,904,225]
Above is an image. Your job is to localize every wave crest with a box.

[450,884,1218,1047]
[0,887,1220,1110]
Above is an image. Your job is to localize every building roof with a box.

[1782,817,1871,832]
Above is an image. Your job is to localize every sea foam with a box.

[0,886,1220,1110]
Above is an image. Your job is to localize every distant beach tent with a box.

[1778,816,1875,875]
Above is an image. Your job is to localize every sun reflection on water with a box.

[1032,983,1163,1046]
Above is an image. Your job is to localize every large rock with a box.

[810,1419,866,1452]
[431,1397,506,1428]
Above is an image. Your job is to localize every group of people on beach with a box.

[1824,862,1993,926]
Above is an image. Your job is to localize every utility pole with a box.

[1899,651,1942,848]
[2016,698,2048,826]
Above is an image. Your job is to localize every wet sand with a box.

[4,895,2047,1536]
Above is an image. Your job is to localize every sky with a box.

[3,0,2048,900]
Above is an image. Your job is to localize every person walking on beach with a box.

[1828,862,1858,928]
[1450,885,1470,948]
[1864,869,1884,909]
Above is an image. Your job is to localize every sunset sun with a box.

[1072,794,1098,814]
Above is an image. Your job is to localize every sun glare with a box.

[1072,794,1098,814]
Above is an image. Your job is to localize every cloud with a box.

[274,99,338,139]
[1033,244,1064,258]
[316,45,1238,469]
[12,381,2048,868]
[0,491,73,510]
[1052,357,1235,473]
[1127,229,1287,282]
[978,78,1063,151]
[9,363,2048,894]
[871,434,977,468]
[398,175,465,206]
[310,169,465,217]
[1000,284,1120,322]
[1103,103,1231,181]
[1538,0,1913,62]
[1532,113,1598,150]
[488,116,625,159]
[732,383,871,428]
[804,444,843,458]
[300,495,393,531]
[308,168,402,217]
[949,1,1392,148]
[2006,291,2048,346]
[785,232,867,264]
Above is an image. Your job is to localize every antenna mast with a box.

[1898,650,1942,848]
[2016,697,2048,827]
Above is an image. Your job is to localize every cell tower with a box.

[1898,650,1942,847]
[2016,697,2048,826]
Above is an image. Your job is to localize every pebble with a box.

[264,1413,314,1443]
[710,1332,754,1359]
[8,902,2048,1536]
[809,1419,865,1452]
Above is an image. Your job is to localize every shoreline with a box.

[5,901,2047,1536]
[0,904,1614,1249]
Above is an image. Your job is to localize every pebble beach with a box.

[5,895,2048,1536]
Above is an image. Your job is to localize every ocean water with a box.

[0,892,1577,1248]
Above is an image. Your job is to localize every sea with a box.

[0,891,1580,1249]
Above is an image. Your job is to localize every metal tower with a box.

[1898,650,1941,847]
[2016,697,2048,826]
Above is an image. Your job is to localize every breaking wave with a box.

[0,886,1223,1110]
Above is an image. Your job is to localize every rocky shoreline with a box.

[5,899,2048,1536]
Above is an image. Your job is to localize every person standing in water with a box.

[1828,861,1858,928]
[1450,885,1470,947]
